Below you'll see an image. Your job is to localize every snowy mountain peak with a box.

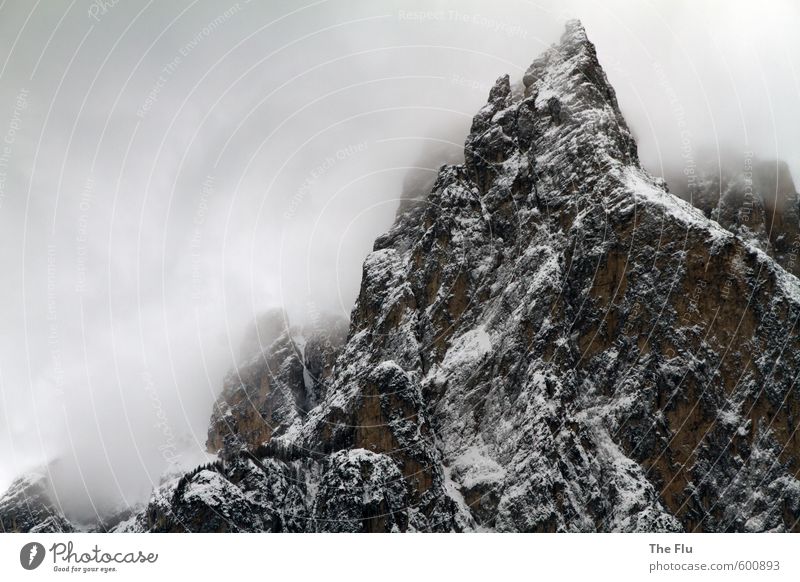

[520,18,639,166]
[561,18,589,43]
[128,21,798,532]
[4,20,800,533]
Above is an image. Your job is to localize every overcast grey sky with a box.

[0,0,798,523]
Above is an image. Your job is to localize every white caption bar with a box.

[1,533,798,581]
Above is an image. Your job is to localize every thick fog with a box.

[0,0,798,524]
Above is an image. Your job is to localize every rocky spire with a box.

[14,19,800,534]
[520,18,639,166]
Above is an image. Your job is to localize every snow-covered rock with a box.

[0,470,73,533]
[5,19,800,533]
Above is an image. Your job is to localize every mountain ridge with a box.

[3,19,799,533]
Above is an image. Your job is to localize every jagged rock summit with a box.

[4,20,799,533]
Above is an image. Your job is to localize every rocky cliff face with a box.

[205,309,348,454]
[0,472,73,533]
[4,20,800,533]
[664,155,800,278]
